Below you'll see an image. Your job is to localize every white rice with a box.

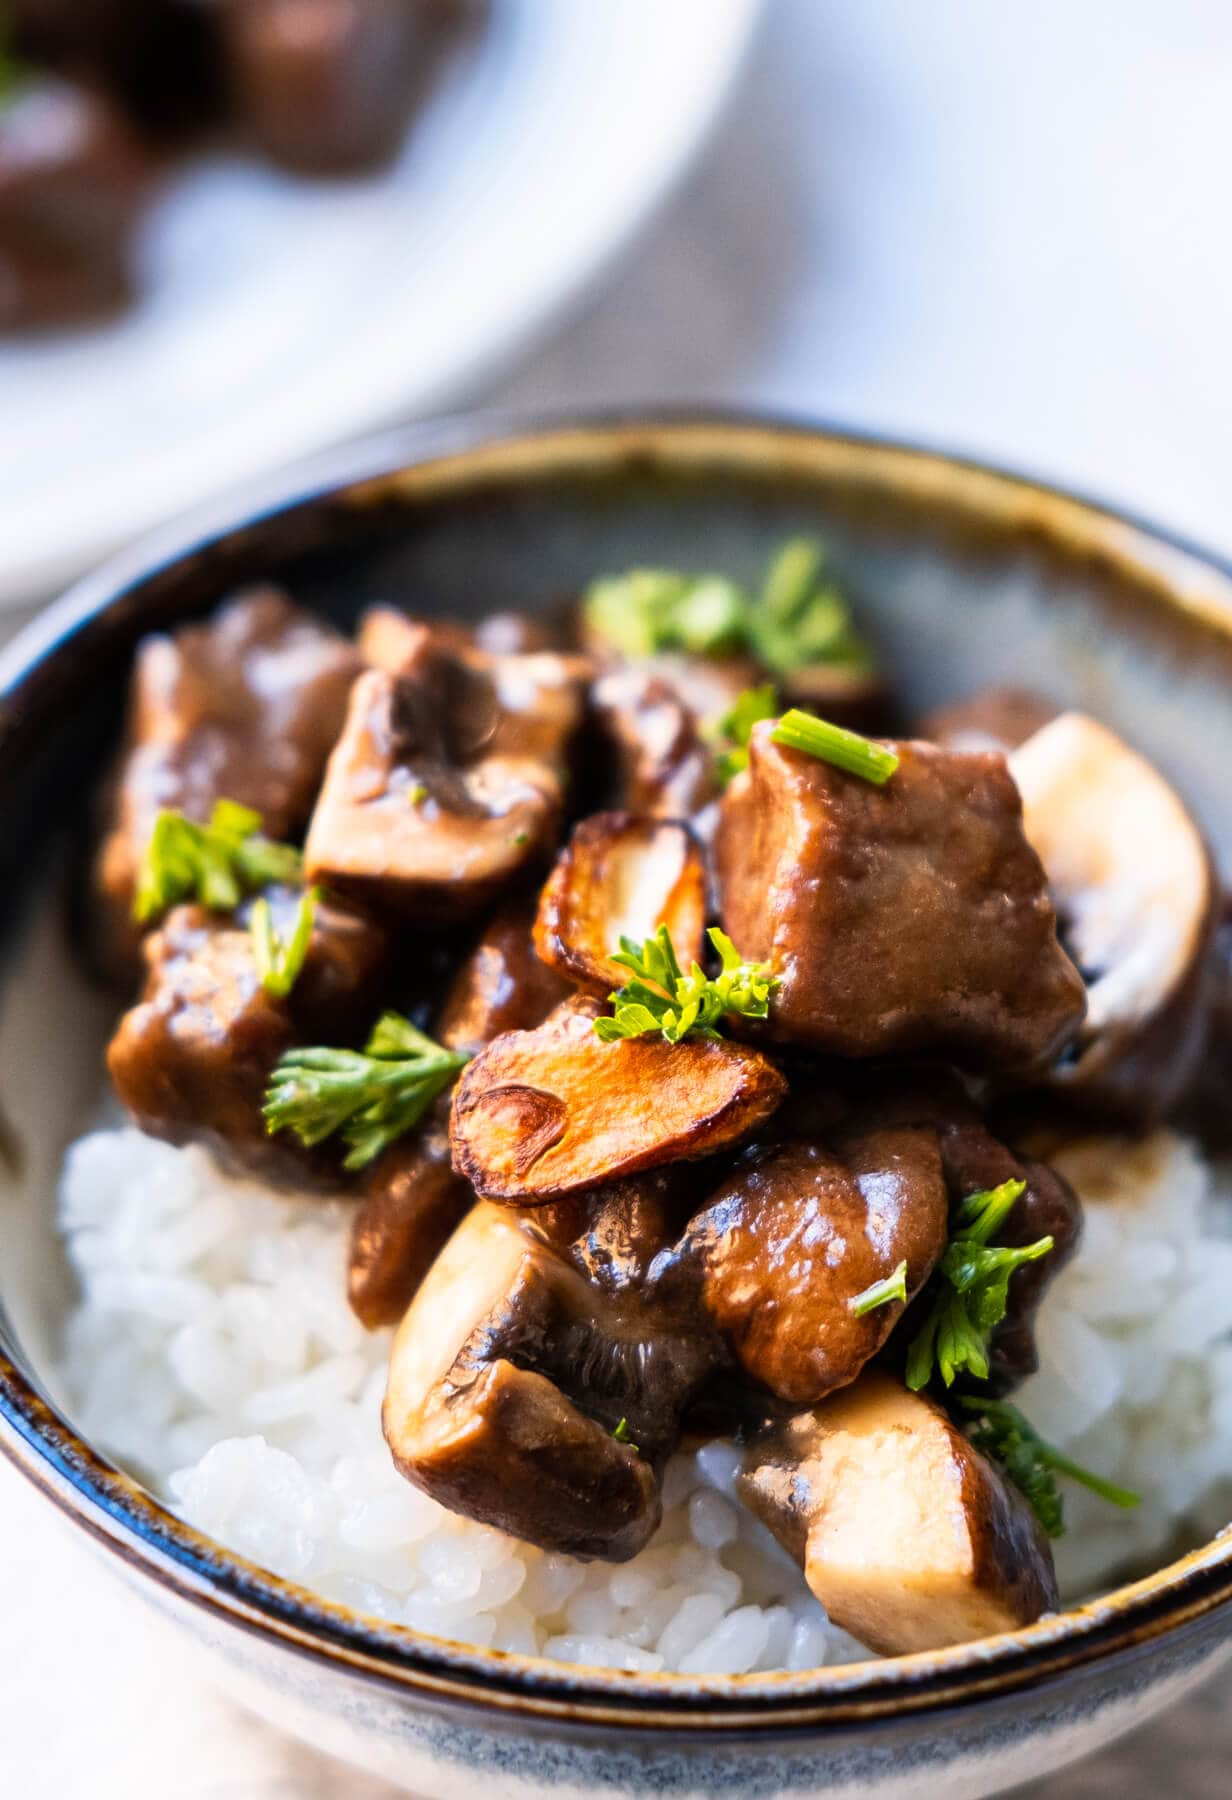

[55,1124,1232,1671]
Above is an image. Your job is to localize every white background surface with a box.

[3,2,1231,1795]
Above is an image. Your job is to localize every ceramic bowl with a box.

[2,414,1232,1799]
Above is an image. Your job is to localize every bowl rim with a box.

[3,406,1232,1733]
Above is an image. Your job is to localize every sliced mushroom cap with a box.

[717,726,1086,1071]
[450,998,787,1202]
[673,1129,948,1405]
[383,1193,718,1559]
[738,1371,1059,1655]
[304,635,587,920]
[436,897,570,1057]
[1009,712,1217,1116]
[534,813,707,995]
[591,668,718,822]
[348,1115,473,1331]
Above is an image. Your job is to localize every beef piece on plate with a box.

[219,0,432,174]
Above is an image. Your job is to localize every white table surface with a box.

[4,2,1232,1793]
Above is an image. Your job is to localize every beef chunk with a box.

[219,0,430,173]
[93,588,360,985]
[716,725,1086,1071]
[107,888,387,1187]
[436,897,569,1056]
[304,632,587,921]
[11,1,226,140]
[348,1115,471,1329]
[0,78,155,331]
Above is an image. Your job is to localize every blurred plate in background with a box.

[0,0,760,609]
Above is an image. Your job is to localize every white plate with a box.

[0,0,760,607]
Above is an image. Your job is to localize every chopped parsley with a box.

[250,886,320,999]
[770,709,899,785]
[593,924,777,1045]
[850,1259,908,1318]
[905,1180,1054,1391]
[134,800,303,923]
[264,1012,470,1171]
[960,1396,1140,1539]
[583,538,871,677]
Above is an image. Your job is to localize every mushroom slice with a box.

[304,631,587,920]
[717,724,1086,1071]
[738,1372,1059,1655]
[450,999,786,1202]
[383,1196,716,1559]
[591,668,718,822]
[1009,712,1217,1114]
[348,1120,473,1331]
[535,813,707,995]
[675,1130,948,1405]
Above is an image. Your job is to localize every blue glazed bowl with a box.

[2,414,1232,1797]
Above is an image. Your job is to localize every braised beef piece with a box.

[219,0,431,174]
[304,630,587,921]
[435,896,569,1056]
[107,887,387,1188]
[0,78,155,330]
[92,588,360,986]
[717,725,1086,1072]
[348,1114,471,1330]
[923,687,1058,755]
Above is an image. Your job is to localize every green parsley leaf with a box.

[770,708,899,785]
[250,886,320,999]
[849,1259,908,1318]
[593,924,777,1046]
[134,800,303,923]
[712,682,778,786]
[612,1417,640,1454]
[960,1397,1140,1539]
[749,539,873,678]
[263,1012,470,1171]
[584,569,748,659]
[905,1179,1054,1391]
[583,539,872,677]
